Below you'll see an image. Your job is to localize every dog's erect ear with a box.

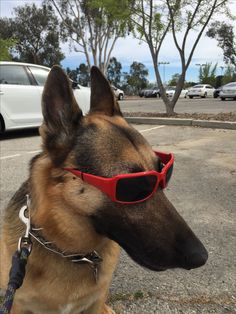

[41,65,83,165]
[90,66,122,116]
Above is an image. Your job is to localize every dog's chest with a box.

[60,303,76,314]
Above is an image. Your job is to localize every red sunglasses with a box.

[64,151,174,204]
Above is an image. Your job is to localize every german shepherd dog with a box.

[0,66,208,313]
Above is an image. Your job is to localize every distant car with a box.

[188,84,215,98]
[139,89,145,97]
[213,86,223,98]
[219,82,236,100]
[143,86,160,98]
[165,86,188,98]
[0,61,90,133]
[111,85,124,100]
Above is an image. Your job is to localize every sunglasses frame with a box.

[63,151,174,204]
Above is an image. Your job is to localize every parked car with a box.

[219,82,236,100]
[188,84,215,98]
[165,86,188,98]
[0,61,90,133]
[213,86,223,98]
[111,85,124,100]
[139,89,145,97]
[143,86,160,98]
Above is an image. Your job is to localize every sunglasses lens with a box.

[166,164,173,184]
[116,175,157,203]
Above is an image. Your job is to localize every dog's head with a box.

[38,65,207,271]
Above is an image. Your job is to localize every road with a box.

[0,124,236,313]
[119,97,236,114]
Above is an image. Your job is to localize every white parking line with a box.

[0,150,41,160]
[26,150,41,155]
[0,154,21,160]
[140,125,165,133]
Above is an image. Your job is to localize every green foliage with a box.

[206,22,236,67]
[169,73,180,86]
[66,64,90,86]
[90,0,134,33]
[0,38,16,61]
[49,0,133,71]
[107,57,122,86]
[0,4,64,66]
[77,63,90,86]
[199,63,218,86]
[222,65,236,85]
[126,61,149,94]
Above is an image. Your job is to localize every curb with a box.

[125,117,236,130]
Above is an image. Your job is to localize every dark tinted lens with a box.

[116,175,157,202]
[166,164,173,183]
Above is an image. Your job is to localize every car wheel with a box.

[221,97,225,101]
[189,96,193,99]
[233,97,236,100]
[0,116,5,134]
[118,94,124,100]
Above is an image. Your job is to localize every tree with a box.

[66,67,80,81]
[168,73,180,86]
[126,61,149,94]
[222,65,236,84]
[206,22,236,67]
[0,4,64,66]
[66,64,90,86]
[199,63,217,86]
[49,0,132,73]
[107,57,122,86]
[78,63,90,86]
[130,0,231,115]
[0,38,16,61]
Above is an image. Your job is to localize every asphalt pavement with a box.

[119,97,236,114]
[0,124,236,313]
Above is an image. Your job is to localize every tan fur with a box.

[0,144,120,313]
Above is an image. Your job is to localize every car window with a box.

[193,85,203,88]
[28,66,50,86]
[227,83,236,87]
[206,85,213,89]
[0,65,31,85]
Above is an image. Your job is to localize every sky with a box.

[1,0,236,83]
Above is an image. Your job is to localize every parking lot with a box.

[0,122,235,313]
[119,97,236,114]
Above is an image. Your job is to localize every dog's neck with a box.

[19,196,103,282]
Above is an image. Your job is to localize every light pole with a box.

[195,63,207,68]
[195,63,207,82]
[158,61,170,85]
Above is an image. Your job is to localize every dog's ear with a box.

[90,66,122,116]
[40,65,83,165]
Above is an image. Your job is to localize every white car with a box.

[188,84,215,99]
[165,86,188,98]
[111,85,124,100]
[219,82,236,100]
[0,61,90,133]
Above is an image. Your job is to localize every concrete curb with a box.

[125,117,236,130]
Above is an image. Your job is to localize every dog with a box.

[0,66,208,313]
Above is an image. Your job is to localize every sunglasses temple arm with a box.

[80,173,114,196]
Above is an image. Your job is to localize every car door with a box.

[206,85,214,97]
[0,64,42,129]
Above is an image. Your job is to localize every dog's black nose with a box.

[182,238,208,269]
